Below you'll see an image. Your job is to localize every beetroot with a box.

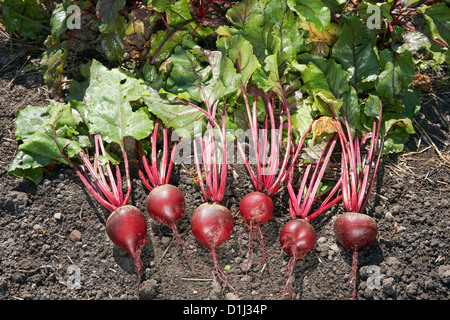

[278,118,341,299]
[239,191,273,271]
[191,202,233,250]
[235,90,296,273]
[333,212,378,252]
[191,202,234,292]
[146,184,185,227]
[106,205,148,297]
[136,119,200,274]
[239,191,274,225]
[146,183,198,274]
[333,212,378,299]
[329,98,388,299]
[279,219,316,299]
[280,219,317,258]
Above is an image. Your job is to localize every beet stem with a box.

[136,120,179,191]
[171,223,199,276]
[236,86,308,198]
[133,236,149,300]
[351,250,359,300]
[210,248,236,295]
[245,224,269,275]
[280,254,296,300]
[189,100,228,204]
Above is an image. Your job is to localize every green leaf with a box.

[297,54,351,101]
[8,102,85,185]
[230,95,266,131]
[216,29,261,87]
[375,50,415,105]
[151,0,177,12]
[19,103,83,160]
[364,94,382,119]
[300,21,340,57]
[100,16,126,64]
[264,0,304,59]
[96,0,126,32]
[382,117,414,155]
[290,103,314,141]
[96,0,127,64]
[11,102,81,173]
[400,88,421,120]
[295,54,363,134]
[356,1,393,25]
[288,0,331,31]
[49,1,69,40]
[1,0,47,40]
[331,14,380,91]
[14,104,50,141]
[40,40,69,96]
[8,150,48,184]
[163,0,212,37]
[165,44,241,107]
[148,29,188,67]
[252,54,284,98]
[296,55,356,116]
[227,0,303,63]
[396,31,431,54]
[226,0,265,30]
[69,60,154,146]
[143,90,205,138]
[421,2,450,47]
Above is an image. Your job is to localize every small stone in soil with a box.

[69,230,82,242]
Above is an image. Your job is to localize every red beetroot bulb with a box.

[239,191,273,225]
[279,219,316,259]
[333,212,378,252]
[191,202,233,249]
[146,184,185,227]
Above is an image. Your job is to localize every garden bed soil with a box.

[0,25,449,302]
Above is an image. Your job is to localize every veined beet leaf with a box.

[142,39,242,140]
[8,102,87,184]
[331,14,380,93]
[226,0,303,64]
[96,0,127,64]
[295,54,358,123]
[216,28,261,89]
[164,40,241,109]
[300,20,340,57]
[9,60,154,186]
[143,89,206,139]
[68,59,154,147]
[225,0,265,31]
[375,49,416,106]
[0,0,47,40]
[287,0,331,31]
[148,0,214,66]
[421,2,449,57]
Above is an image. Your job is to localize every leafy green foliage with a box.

[8,102,85,184]
[40,40,69,97]
[0,0,48,39]
[9,60,154,183]
[331,14,380,92]
[7,0,448,185]
[68,59,154,146]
